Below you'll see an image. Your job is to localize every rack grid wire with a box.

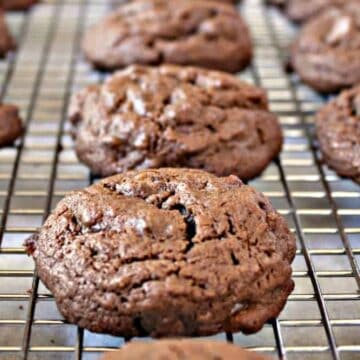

[0,0,359,359]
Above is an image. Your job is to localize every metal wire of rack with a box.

[0,0,359,359]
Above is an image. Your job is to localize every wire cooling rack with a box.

[0,0,359,359]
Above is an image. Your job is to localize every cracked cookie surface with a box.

[0,104,23,147]
[315,85,360,183]
[26,168,296,337]
[69,65,282,180]
[102,339,268,360]
[291,1,360,93]
[82,0,252,72]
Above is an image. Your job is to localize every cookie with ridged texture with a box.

[315,85,360,183]
[291,2,360,93]
[0,0,38,11]
[82,0,252,73]
[0,10,14,56]
[102,339,268,360]
[69,65,282,180]
[267,0,346,23]
[0,104,23,147]
[25,168,296,338]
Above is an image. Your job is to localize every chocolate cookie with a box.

[102,340,268,360]
[267,0,346,23]
[0,104,23,146]
[0,10,14,56]
[0,0,38,11]
[69,65,282,180]
[315,85,360,183]
[26,168,296,337]
[82,0,252,73]
[291,2,360,93]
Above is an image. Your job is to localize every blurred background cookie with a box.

[315,85,360,183]
[0,104,23,147]
[0,0,38,11]
[82,0,252,73]
[291,1,360,92]
[0,9,14,56]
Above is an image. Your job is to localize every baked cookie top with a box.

[102,339,268,360]
[315,85,360,183]
[291,2,360,92]
[0,104,23,147]
[70,65,282,180]
[82,0,252,72]
[26,168,295,337]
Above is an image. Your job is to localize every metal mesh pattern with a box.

[0,0,359,359]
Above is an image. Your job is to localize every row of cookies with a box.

[25,1,296,358]
[69,0,280,181]
[0,9,353,353]
[266,0,360,183]
[72,0,360,183]
[21,0,355,348]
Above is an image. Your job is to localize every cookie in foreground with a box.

[26,168,296,338]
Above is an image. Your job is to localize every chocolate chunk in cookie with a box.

[291,2,360,93]
[69,65,282,180]
[82,0,252,73]
[315,85,360,183]
[0,0,38,11]
[0,104,23,147]
[102,340,268,360]
[25,168,296,338]
[0,10,14,56]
